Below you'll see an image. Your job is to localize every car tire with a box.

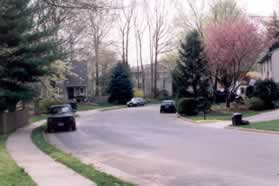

[160,109,164,113]
[69,123,77,132]
[47,127,54,133]
[73,124,77,131]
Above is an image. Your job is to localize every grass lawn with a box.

[32,126,135,186]
[241,120,279,132]
[31,114,47,123]
[0,136,36,186]
[185,103,261,122]
[189,111,259,122]
[77,103,122,112]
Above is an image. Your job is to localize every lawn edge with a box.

[31,125,135,186]
[226,125,279,136]
[177,114,224,124]
[0,135,37,186]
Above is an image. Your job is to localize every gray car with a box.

[127,97,145,107]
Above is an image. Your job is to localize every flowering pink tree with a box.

[205,18,269,108]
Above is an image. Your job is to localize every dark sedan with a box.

[160,100,176,113]
[47,104,76,133]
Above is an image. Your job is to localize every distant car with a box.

[160,100,176,113]
[47,104,76,133]
[127,97,145,107]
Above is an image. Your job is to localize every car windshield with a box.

[163,101,174,104]
[49,106,71,114]
[132,98,142,102]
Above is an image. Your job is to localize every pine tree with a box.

[108,63,133,104]
[173,30,210,98]
[0,0,62,112]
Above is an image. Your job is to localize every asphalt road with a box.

[48,105,279,186]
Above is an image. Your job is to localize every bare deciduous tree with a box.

[41,0,108,10]
[145,0,174,97]
[117,0,136,64]
[87,7,115,96]
[134,4,146,93]
[174,0,208,37]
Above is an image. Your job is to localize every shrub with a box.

[247,97,266,111]
[177,98,198,116]
[134,89,144,97]
[254,80,279,108]
[197,97,211,112]
[37,98,64,114]
[245,85,254,98]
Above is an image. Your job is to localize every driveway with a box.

[48,105,279,186]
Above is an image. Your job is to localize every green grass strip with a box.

[189,111,260,121]
[0,135,36,186]
[31,114,47,123]
[31,126,135,186]
[241,120,279,132]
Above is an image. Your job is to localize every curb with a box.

[176,114,197,124]
[226,126,279,136]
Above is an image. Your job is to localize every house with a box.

[64,62,88,102]
[131,63,173,97]
[257,47,279,82]
[63,57,117,102]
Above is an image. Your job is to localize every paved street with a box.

[48,105,279,186]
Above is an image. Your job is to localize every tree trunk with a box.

[122,32,126,64]
[125,28,129,65]
[135,35,140,89]
[87,60,95,98]
[154,50,158,98]
[225,89,231,108]
[226,97,231,108]
[95,45,100,97]
[213,74,218,103]
[154,37,159,98]
[139,40,145,95]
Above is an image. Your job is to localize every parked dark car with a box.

[215,90,238,103]
[47,104,76,133]
[160,100,176,113]
[127,97,145,107]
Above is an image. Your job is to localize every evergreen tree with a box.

[108,63,133,104]
[173,30,210,98]
[0,0,62,112]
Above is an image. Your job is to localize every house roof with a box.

[64,62,88,87]
[258,42,279,64]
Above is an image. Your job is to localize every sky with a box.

[240,0,275,16]
[119,0,277,66]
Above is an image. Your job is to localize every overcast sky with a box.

[120,0,277,66]
[240,0,275,16]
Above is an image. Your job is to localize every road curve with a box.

[48,105,279,186]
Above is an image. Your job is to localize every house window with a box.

[240,87,245,95]
[163,79,166,89]
[80,87,84,95]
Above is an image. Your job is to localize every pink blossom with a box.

[205,18,269,78]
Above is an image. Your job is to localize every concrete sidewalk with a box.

[245,109,279,122]
[7,121,96,186]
